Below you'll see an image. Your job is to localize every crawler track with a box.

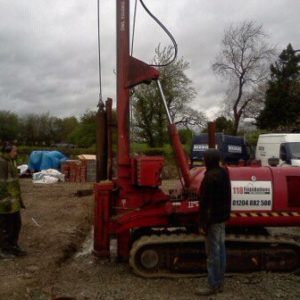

[129,233,300,278]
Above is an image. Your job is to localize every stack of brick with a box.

[61,160,87,183]
[77,154,97,183]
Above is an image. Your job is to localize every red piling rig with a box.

[94,1,300,276]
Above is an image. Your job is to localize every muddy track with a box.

[1,179,300,300]
[0,179,94,300]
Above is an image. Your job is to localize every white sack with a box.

[32,169,65,184]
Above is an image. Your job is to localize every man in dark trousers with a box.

[197,148,231,296]
[0,142,26,258]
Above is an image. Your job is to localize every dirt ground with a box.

[0,179,300,300]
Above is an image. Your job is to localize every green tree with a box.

[62,117,79,141]
[132,46,207,147]
[0,111,20,142]
[257,44,300,130]
[20,113,58,145]
[212,21,275,135]
[178,128,193,145]
[215,116,234,134]
[52,116,79,144]
[201,116,234,134]
[70,111,97,147]
[19,114,39,145]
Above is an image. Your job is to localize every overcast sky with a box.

[0,0,299,120]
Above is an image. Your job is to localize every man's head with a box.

[203,148,221,170]
[1,142,18,159]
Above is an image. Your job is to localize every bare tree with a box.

[212,21,275,135]
[174,106,207,130]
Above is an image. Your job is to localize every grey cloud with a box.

[0,0,299,119]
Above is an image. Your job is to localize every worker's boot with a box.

[0,240,16,258]
[10,245,27,257]
[0,249,15,259]
[195,286,219,296]
[2,244,27,257]
[218,283,224,293]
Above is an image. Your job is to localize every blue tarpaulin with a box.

[28,151,68,171]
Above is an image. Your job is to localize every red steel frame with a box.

[94,0,167,259]
[94,0,300,261]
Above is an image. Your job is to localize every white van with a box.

[256,133,300,166]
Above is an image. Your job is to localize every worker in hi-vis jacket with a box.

[0,142,27,258]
